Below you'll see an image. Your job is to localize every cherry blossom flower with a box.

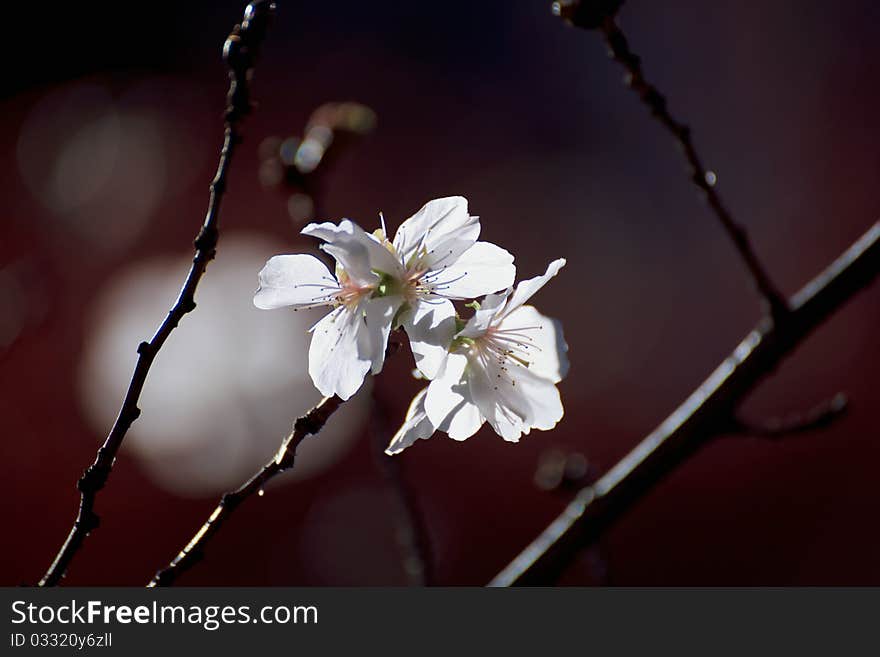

[254,219,400,400]
[254,196,515,400]
[372,196,516,379]
[386,259,568,454]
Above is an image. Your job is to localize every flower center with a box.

[466,325,544,391]
[401,267,428,302]
[335,273,374,310]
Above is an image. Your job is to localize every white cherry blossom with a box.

[386,259,568,454]
[254,197,515,401]
[254,219,399,400]
[372,196,516,379]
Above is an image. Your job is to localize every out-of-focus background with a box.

[2,0,878,585]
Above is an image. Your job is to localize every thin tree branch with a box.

[490,221,880,586]
[730,393,849,439]
[533,449,611,585]
[370,391,433,586]
[148,394,344,587]
[148,330,406,586]
[557,0,789,319]
[38,0,275,587]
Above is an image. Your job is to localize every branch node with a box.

[294,414,322,436]
[209,176,227,196]
[74,512,100,534]
[77,463,110,494]
[194,224,220,252]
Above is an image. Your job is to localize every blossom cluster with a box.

[254,197,568,454]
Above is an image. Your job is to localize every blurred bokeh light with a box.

[78,235,367,496]
[15,78,207,252]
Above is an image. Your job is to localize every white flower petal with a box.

[467,350,564,442]
[425,241,515,300]
[497,258,566,322]
[303,219,400,284]
[484,408,526,442]
[385,388,435,455]
[392,196,480,271]
[437,397,484,441]
[510,367,564,432]
[253,254,337,310]
[403,298,457,380]
[418,350,487,441]
[302,221,372,283]
[360,296,400,375]
[321,242,375,286]
[308,305,371,400]
[424,352,469,428]
[459,289,510,338]
[498,305,569,383]
[465,364,525,441]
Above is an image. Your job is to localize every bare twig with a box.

[148,330,406,586]
[494,0,873,588]
[731,393,849,439]
[148,394,343,586]
[39,0,275,587]
[490,222,880,586]
[370,390,433,586]
[555,0,788,318]
[599,15,788,318]
[533,449,611,585]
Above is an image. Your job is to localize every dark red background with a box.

[2,1,878,585]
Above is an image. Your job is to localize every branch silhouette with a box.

[556,0,787,318]
[148,395,344,587]
[39,0,275,587]
[490,2,879,586]
[148,331,406,586]
[491,222,879,587]
[370,390,433,586]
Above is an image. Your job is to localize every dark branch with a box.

[370,392,433,586]
[533,449,611,585]
[148,330,405,586]
[148,394,344,587]
[584,8,788,320]
[490,222,880,586]
[38,0,275,587]
[731,393,849,439]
